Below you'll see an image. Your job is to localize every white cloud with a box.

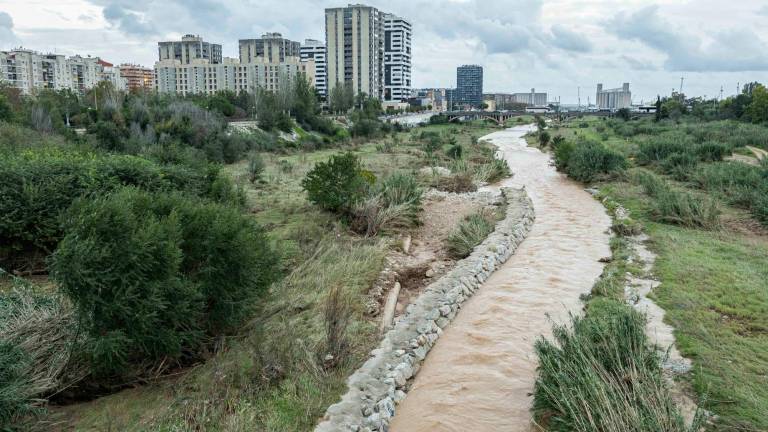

[1,0,767,103]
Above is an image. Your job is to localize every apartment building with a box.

[325,4,412,103]
[239,33,301,64]
[596,83,631,110]
[155,56,305,96]
[0,48,125,94]
[383,13,411,103]
[119,64,155,91]
[456,65,483,108]
[300,39,327,99]
[158,34,222,65]
[325,4,383,99]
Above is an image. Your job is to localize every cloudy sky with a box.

[1,0,767,103]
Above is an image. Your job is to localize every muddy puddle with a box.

[390,125,612,431]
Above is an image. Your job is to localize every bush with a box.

[695,141,730,162]
[635,171,720,229]
[0,149,240,268]
[564,140,628,182]
[447,144,463,159]
[429,114,449,125]
[533,299,699,432]
[51,188,279,377]
[553,140,576,172]
[661,152,698,181]
[352,173,423,236]
[350,119,382,138]
[247,152,266,183]
[446,210,496,258]
[474,155,511,184]
[302,153,373,214]
[636,133,691,164]
[437,172,476,193]
[539,131,551,147]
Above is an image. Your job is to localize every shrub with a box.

[533,299,699,432]
[247,152,266,183]
[447,144,463,159]
[539,131,551,147]
[350,119,382,138]
[636,133,690,165]
[429,114,449,125]
[302,153,373,214]
[437,172,476,193]
[661,152,698,181]
[51,188,279,377]
[695,141,730,162]
[446,210,496,258]
[352,173,423,236]
[553,140,576,171]
[564,140,628,182]
[474,155,511,184]
[0,149,242,269]
[635,171,720,229]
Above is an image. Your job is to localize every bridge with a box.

[443,110,650,125]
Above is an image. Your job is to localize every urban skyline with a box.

[1,1,767,103]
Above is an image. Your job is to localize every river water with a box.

[390,125,612,431]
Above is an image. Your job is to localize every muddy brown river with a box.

[390,125,612,431]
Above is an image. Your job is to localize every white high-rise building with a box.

[383,13,411,103]
[325,4,384,99]
[300,39,327,99]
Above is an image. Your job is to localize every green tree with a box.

[0,94,13,122]
[292,72,319,127]
[745,84,768,123]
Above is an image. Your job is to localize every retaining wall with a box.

[315,187,535,432]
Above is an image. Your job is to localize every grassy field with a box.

[545,116,768,431]
[42,120,501,431]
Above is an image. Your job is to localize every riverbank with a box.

[390,125,612,431]
[39,121,504,431]
[540,116,768,431]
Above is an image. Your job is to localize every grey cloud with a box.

[758,5,768,16]
[621,55,658,71]
[609,5,768,72]
[103,4,157,35]
[550,24,592,52]
[0,12,20,47]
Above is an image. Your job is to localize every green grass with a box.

[539,116,768,430]
[599,170,768,431]
[446,210,498,259]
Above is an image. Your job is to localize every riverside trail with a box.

[389,125,612,431]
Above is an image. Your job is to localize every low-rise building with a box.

[119,64,155,91]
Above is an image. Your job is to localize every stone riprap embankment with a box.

[314,187,535,432]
